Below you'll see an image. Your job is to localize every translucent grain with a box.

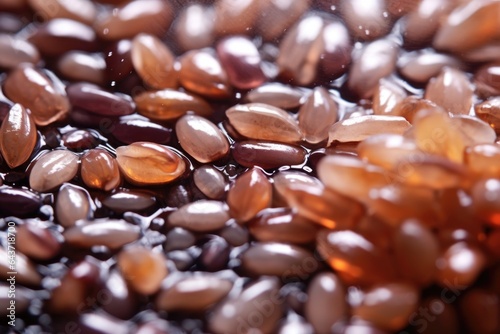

[115,142,185,186]
[226,103,302,143]
[328,115,411,144]
[0,104,36,168]
[29,150,79,192]
[81,149,121,191]
[227,168,272,223]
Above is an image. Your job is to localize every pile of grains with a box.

[1,0,500,333]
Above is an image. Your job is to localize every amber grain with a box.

[175,115,229,163]
[226,103,302,143]
[81,149,121,191]
[116,142,185,186]
[0,104,36,168]
[227,168,272,223]
[3,64,70,126]
[178,49,231,99]
[118,246,167,295]
[131,33,176,89]
[134,89,212,121]
[317,230,396,286]
[298,87,338,144]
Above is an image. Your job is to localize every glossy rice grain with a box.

[245,83,305,110]
[3,64,70,126]
[412,107,466,163]
[118,246,167,295]
[102,190,156,213]
[63,219,140,249]
[55,183,91,227]
[81,149,121,191]
[318,155,391,202]
[433,1,500,52]
[178,49,231,99]
[217,36,265,90]
[279,182,364,230]
[353,283,419,331]
[348,38,398,98]
[424,67,473,115]
[134,89,212,121]
[0,104,36,168]
[67,82,135,117]
[317,230,396,286]
[465,144,500,178]
[57,51,106,85]
[175,114,229,163]
[393,220,439,286]
[328,115,411,144]
[226,103,302,143]
[372,79,407,116]
[115,142,185,186]
[168,200,229,232]
[249,208,319,245]
[16,222,60,260]
[305,272,347,333]
[240,242,317,278]
[29,150,79,192]
[193,166,227,200]
[298,87,338,144]
[131,33,176,89]
[156,275,232,312]
[227,168,272,223]
[232,141,307,170]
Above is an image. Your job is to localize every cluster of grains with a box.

[0,0,500,333]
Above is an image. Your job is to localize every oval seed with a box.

[134,89,213,121]
[29,150,79,192]
[226,103,302,143]
[115,142,185,186]
[317,229,396,286]
[3,64,70,126]
[240,242,317,278]
[328,115,411,144]
[217,36,265,90]
[55,183,91,228]
[176,114,229,163]
[298,87,338,144]
[179,49,231,99]
[156,275,232,312]
[193,166,227,200]
[63,219,140,249]
[353,283,419,331]
[168,200,229,232]
[66,82,135,117]
[305,273,347,333]
[227,168,272,223]
[424,67,473,115]
[232,141,307,170]
[131,33,176,89]
[81,149,121,191]
[118,246,167,295]
[0,104,37,168]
